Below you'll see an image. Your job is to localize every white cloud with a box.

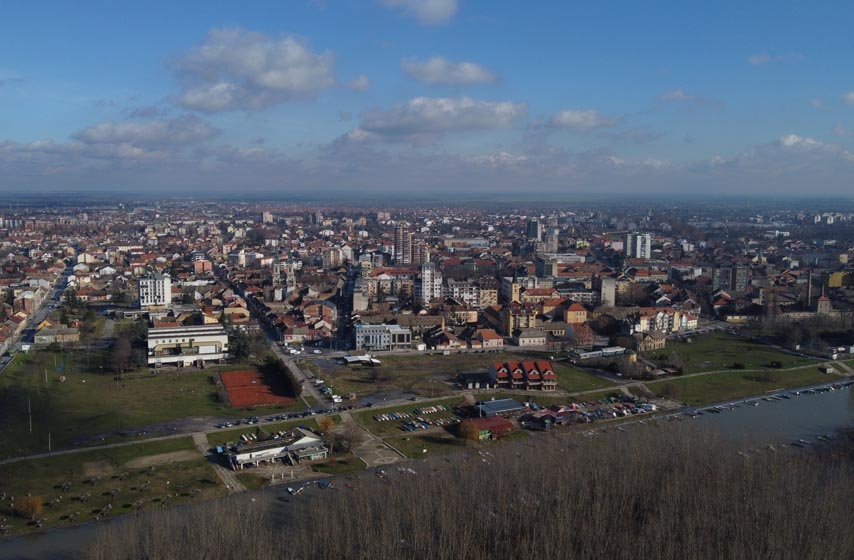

[549,109,620,131]
[748,52,805,65]
[354,96,526,140]
[73,116,218,147]
[811,98,824,109]
[401,56,497,85]
[659,89,693,102]
[380,0,458,25]
[748,53,771,65]
[347,75,371,91]
[842,92,854,105]
[175,28,336,112]
[658,89,724,109]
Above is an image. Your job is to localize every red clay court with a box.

[221,370,296,408]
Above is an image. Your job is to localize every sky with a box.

[1,0,854,197]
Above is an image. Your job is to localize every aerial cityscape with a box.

[2,2,854,559]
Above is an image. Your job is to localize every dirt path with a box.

[191,432,245,494]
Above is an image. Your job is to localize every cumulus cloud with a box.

[73,116,218,147]
[347,75,371,91]
[842,92,854,105]
[548,109,620,131]
[380,0,458,25]
[345,96,526,141]
[401,56,497,85]
[174,28,336,112]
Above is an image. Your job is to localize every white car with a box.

[313,349,322,355]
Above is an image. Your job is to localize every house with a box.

[465,416,514,441]
[633,331,667,352]
[513,329,546,347]
[476,329,504,349]
[488,361,557,391]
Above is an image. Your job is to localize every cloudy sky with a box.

[1,0,853,196]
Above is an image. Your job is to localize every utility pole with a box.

[28,398,32,433]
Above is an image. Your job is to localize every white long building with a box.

[147,323,229,367]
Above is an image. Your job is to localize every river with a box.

[2,381,853,560]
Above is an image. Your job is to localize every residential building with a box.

[139,273,172,307]
[625,233,652,260]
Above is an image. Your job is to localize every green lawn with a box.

[649,367,843,406]
[0,350,304,459]
[552,362,613,392]
[206,418,320,448]
[0,437,224,537]
[645,333,814,374]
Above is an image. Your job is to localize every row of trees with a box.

[85,425,854,560]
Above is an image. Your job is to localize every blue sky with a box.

[1,0,853,195]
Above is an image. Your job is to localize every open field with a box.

[0,350,306,459]
[650,367,844,406]
[0,437,225,537]
[308,351,610,399]
[205,418,321,448]
[645,333,814,373]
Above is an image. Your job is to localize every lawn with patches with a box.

[0,437,224,537]
[645,333,814,373]
[311,454,366,475]
[385,433,467,459]
[0,351,304,459]
[650,367,842,406]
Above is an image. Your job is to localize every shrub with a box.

[15,495,43,520]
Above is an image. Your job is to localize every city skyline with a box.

[2,1,854,195]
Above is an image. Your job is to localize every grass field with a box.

[309,351,610,399]
[0,350,306,459]
[0,437,225,537]
[650,367,843,406]
[385,433,468,459]
[645,333,814,373]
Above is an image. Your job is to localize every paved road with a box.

[191,433,244,493]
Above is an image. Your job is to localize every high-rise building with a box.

[261,211,274,224]
[420,262,442,306]
[526,219,543,242]
[625,233,652,260]
[394,223,412,265]
[139,273,172,307]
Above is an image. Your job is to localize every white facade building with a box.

[625,233,652,260]
[420,262,443,306]
[139,273,172,307]
[355,324,412,351]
